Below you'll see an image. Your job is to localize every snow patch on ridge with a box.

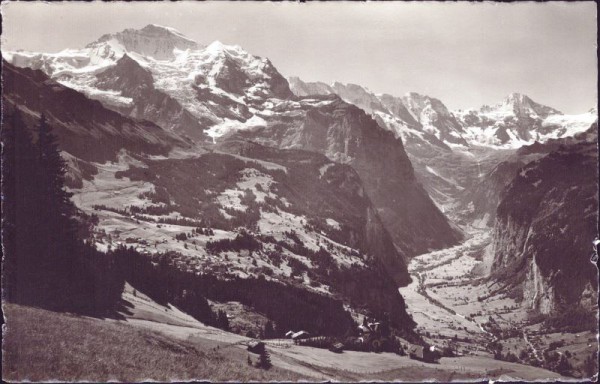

[205,115,267,143]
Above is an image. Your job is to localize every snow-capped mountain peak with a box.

[458,93,593,148]
[201,40,268,74]
[88,24,199,60]
[205,40,246,55]
[503,92,529,104]
[4,25,295,135]
[404,91,426,100]
[288,77,596,150]
[400,92,466,145]
[403,92,435,111]
[481,92,563,119]
[144,24,196,42]
[401,92,456,120]
[499,92,531,112]
[287,76,335,97]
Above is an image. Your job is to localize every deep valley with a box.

[2,19,598,382]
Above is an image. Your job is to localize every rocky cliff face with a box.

[459,160,525,226]
[401,92,468,146]
[226,96,463,256]
[522,255,558,314]
[491,130,598,313]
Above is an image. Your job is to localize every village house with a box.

[408,344,440,363]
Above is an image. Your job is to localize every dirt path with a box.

[523,332,543,363]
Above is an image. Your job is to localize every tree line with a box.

[1,110,231,329]
[2,109,123,315]
[113,247,355,336]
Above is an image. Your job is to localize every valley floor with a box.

[399,226,496,351]
[399,225,598,379]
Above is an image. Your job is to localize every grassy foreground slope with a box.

[2,304,303,382]
[2,297,568,382]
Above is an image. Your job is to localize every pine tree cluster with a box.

[2,109,123,314]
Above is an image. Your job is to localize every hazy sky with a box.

[2,1,597,113]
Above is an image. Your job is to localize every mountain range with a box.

[3,24,597,331]
[288,77,597,215]
[5,24,462,257]
[289,77,597,150]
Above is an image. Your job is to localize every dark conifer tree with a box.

[256,349,272,370]
[37,114,75,219]
[217,309,230,331]
[2,108,38,304]
[2,112,118,314]
[264,321,275,339]
[556,354,572,376]
[35,114,91,310]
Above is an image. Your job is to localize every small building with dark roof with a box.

[408,344,440,363]
[329,342,344,353]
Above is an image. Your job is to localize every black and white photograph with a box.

[1,1,598,382]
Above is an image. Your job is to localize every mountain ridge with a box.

[288,77,597,150]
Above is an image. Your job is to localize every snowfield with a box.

[205,115,268,142]
[541,111,598,138]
